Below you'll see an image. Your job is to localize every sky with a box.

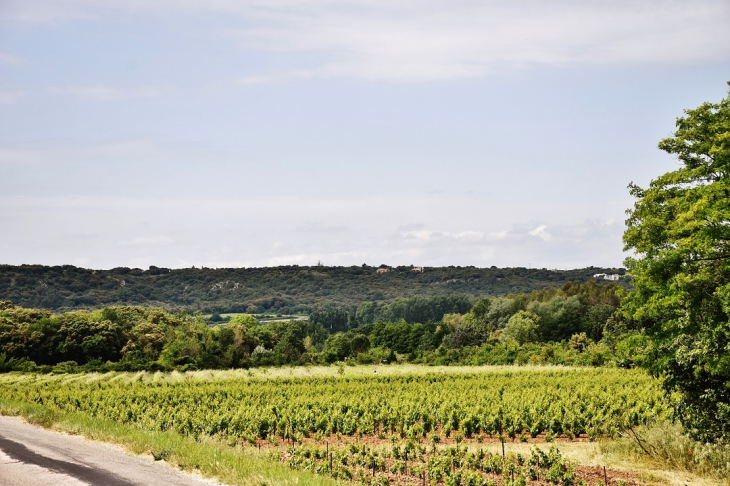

[1,0,729,270]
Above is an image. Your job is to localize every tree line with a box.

[0,281,643,372]
[0,264,628,315]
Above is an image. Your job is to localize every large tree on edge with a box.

[623,82,730,443]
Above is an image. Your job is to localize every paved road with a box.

[0,416,223,486]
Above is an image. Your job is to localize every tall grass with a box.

[602,421,730,484]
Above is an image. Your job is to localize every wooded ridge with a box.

[0,264,628,313]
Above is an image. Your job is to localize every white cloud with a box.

[268,254,309,266]
[0,138,209,166]
[0,52,25,65]
[48,85,172,100]
[228,0,730,81]
[397,223,425,231]
[0,194,627,269]
[0,90,27,104]
[237,70,315,85]
[528,224,550,240]
[0,148,39,165]
[120,236,173,246]
[3,1,728,82]
[400,229,484,241]
[295,221,349,235]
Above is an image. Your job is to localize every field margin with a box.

[0,397,340,486]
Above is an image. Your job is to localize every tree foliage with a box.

[501,311,540,345]
[0,264,628,314]
[0,280,632,371]
[623,82,730,443]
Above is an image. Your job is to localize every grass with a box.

[202,313,307,324]
[0,398,340,486]
[600,422,730,485]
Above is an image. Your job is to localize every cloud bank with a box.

[0,195,625,270]
[4,0,729,82]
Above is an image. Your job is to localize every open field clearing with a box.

[0,366,724,486]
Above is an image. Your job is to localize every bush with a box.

[53,361,79,373]
[0,353,36,372]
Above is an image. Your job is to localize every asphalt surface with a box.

[0,416,223,486]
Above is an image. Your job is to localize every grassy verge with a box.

[0,398,340,486]
[600,422,730,485]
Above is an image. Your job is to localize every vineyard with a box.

[0,366,669,485]
[284,442,644,486]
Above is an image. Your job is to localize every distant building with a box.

[593,273,620,281]
[376,268,390,274]
[411,267,424,272]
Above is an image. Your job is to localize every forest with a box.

[0,264,628,314]
[0,280,641,372]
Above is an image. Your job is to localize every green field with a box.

[204,313,308,324]
[0,366,675,485]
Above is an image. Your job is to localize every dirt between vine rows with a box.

[368,466,652,486]
[277,449,659,486]
[575,465,653,486]
[255,433,670,486]
[253,429,594,450]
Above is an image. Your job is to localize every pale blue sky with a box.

[1,1,729,269]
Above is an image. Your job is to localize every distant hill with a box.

[0,264,628,314]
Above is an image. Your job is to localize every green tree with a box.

[355,302,377,326]
[309,307,351,333]
[274,328,305,363]
[582,303,615,342]
[229,314,257,326]
[377,295,473,324]
[324,333,351,361]
[527,295,582,342]
[500,311,540,345]
[483,297,523,330]
[623,82,730,443]
[159,332,202,368]
[351,333,371,353]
